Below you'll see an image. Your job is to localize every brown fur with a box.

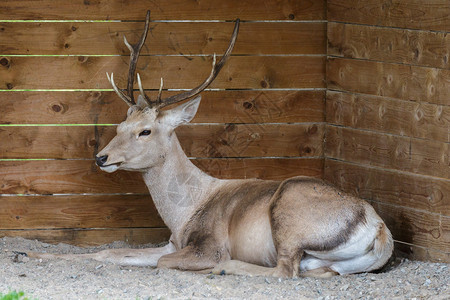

[269,177,368,252]
[155,176,379,277]
[178,180,280,267]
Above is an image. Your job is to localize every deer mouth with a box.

[100,163,122,173]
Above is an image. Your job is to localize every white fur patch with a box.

[100,164,119,173]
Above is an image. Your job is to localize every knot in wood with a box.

[0,57,10,68]
[78,56,88,64]
[243,101,254,110]
[308,124,318,135]
[52,104,62,112]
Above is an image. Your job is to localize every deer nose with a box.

[96,155,108,167]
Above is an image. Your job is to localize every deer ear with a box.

[127,105,139,117]
[163,96,201,128]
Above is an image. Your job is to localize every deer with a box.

[26,11,393,278]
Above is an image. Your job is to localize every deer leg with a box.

[300,267,339,278]
[157,245,226,271]
[212,249,302,278]
[26,242,176,267]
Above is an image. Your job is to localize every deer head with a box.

[95,11,240,173]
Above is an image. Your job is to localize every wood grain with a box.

[371,200,449,254]
[328,22,450,69]
[395,241,450,263]
[0,123,324,159]
[0,194,163,229]
[326,91,450,143]
[327,58,450,105]
[0,22,326,55]
[328,0,450,32]
[0,158,323,195]
[0,0,325,21]
[324,159,450,215]
[0,90,325,124]
[0,56,325,90]
[0,228,171,246]
[326,126,450,179]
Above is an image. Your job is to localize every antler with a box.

[155,19,240,109]
[107,10,240,109]
[107,10,151,107]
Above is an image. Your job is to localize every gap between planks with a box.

[326,123,450,146]
[328,20,450,35]
[327,88,450,109]
[324,157,450,184]
[327,54,450,72]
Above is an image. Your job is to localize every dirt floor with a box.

[0,237,448,300]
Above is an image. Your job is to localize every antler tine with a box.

[107,72,134,107]
[156,18,240,109]
[136,73,153,106]
[108,10,151,106]
[156,77,164,104]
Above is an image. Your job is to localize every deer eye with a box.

[139,129,151,137]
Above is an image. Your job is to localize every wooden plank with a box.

[327,58,450,105]
[324,159,449,215]
[0,90,325,124]
[328,0,450,32]
[0,228,171,246]
[0,56,325,90]
[0,22,326,55]
[371,201,449,254]
[326,91,450,143]
[0,158,324,194]
[395,241,450,263]
[326,126,450,179]
[0,0,325,21]
[328,22,450,69]
[0,123,324,159]
[0,194,164,230]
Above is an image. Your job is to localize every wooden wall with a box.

[1,0,448,263]
[326,0,449,262]
[0,1,326,246]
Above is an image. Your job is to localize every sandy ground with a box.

[0,237,448,300]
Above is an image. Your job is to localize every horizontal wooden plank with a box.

[0,228,171,246]
[395,241,450,263]
[328,22,450,69]
[326,126,450,179]
[324,159,449,215]
[0,0,325,21]
[0,158,323,194]
[0,194,164,230]
[0,22,326,56]
[326,91,450,143]
[0,56,325,90]
[328,0,450,32]
[0,123,324,159]
[371,200,449,254]
[0,90,325,124]
[327,58,450,105]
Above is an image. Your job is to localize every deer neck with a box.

[141,132,219,239]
